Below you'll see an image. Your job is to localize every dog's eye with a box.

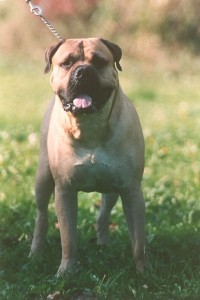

[60,54,78,69]
[60,59,73,69]
[91,55,108,69]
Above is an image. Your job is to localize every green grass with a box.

[1,57,200,299]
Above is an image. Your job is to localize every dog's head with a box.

[44,38,122,115]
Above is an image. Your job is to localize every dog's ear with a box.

[100,38,122,71]
[44,39,65,73]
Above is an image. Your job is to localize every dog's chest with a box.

[71,147,123,192]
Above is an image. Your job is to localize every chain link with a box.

[25,0,63,41]
[39,15,63,41]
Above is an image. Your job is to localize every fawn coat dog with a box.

[30,38,145,276]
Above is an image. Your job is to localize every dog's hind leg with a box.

[120,183,145,273]
[30,99,55,256]
[97,193,119,245]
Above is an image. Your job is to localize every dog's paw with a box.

[136,260,144,273]
[97,236,109,246]
[29,239,48,257]
[96,230,110,246]
[56,259,77,277]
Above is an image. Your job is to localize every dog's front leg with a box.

[120,184,145,273]
[30,161,54,256]
[55,186,78,276]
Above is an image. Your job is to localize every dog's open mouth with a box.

[59,86,115,116]
[61,94,97,115]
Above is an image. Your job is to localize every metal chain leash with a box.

[25,0,63,41]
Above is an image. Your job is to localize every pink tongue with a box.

[73,95,92,108]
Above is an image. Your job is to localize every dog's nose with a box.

[74,65,93,80]
[76,67,84,79]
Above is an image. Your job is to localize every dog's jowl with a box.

[30,38,145,276]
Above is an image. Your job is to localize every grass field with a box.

[1,57,200,299]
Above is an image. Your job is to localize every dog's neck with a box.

[65,109,110,145]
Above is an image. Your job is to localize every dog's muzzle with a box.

[58,64,114,115]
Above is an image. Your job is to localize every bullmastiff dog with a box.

[30,38,145,276]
